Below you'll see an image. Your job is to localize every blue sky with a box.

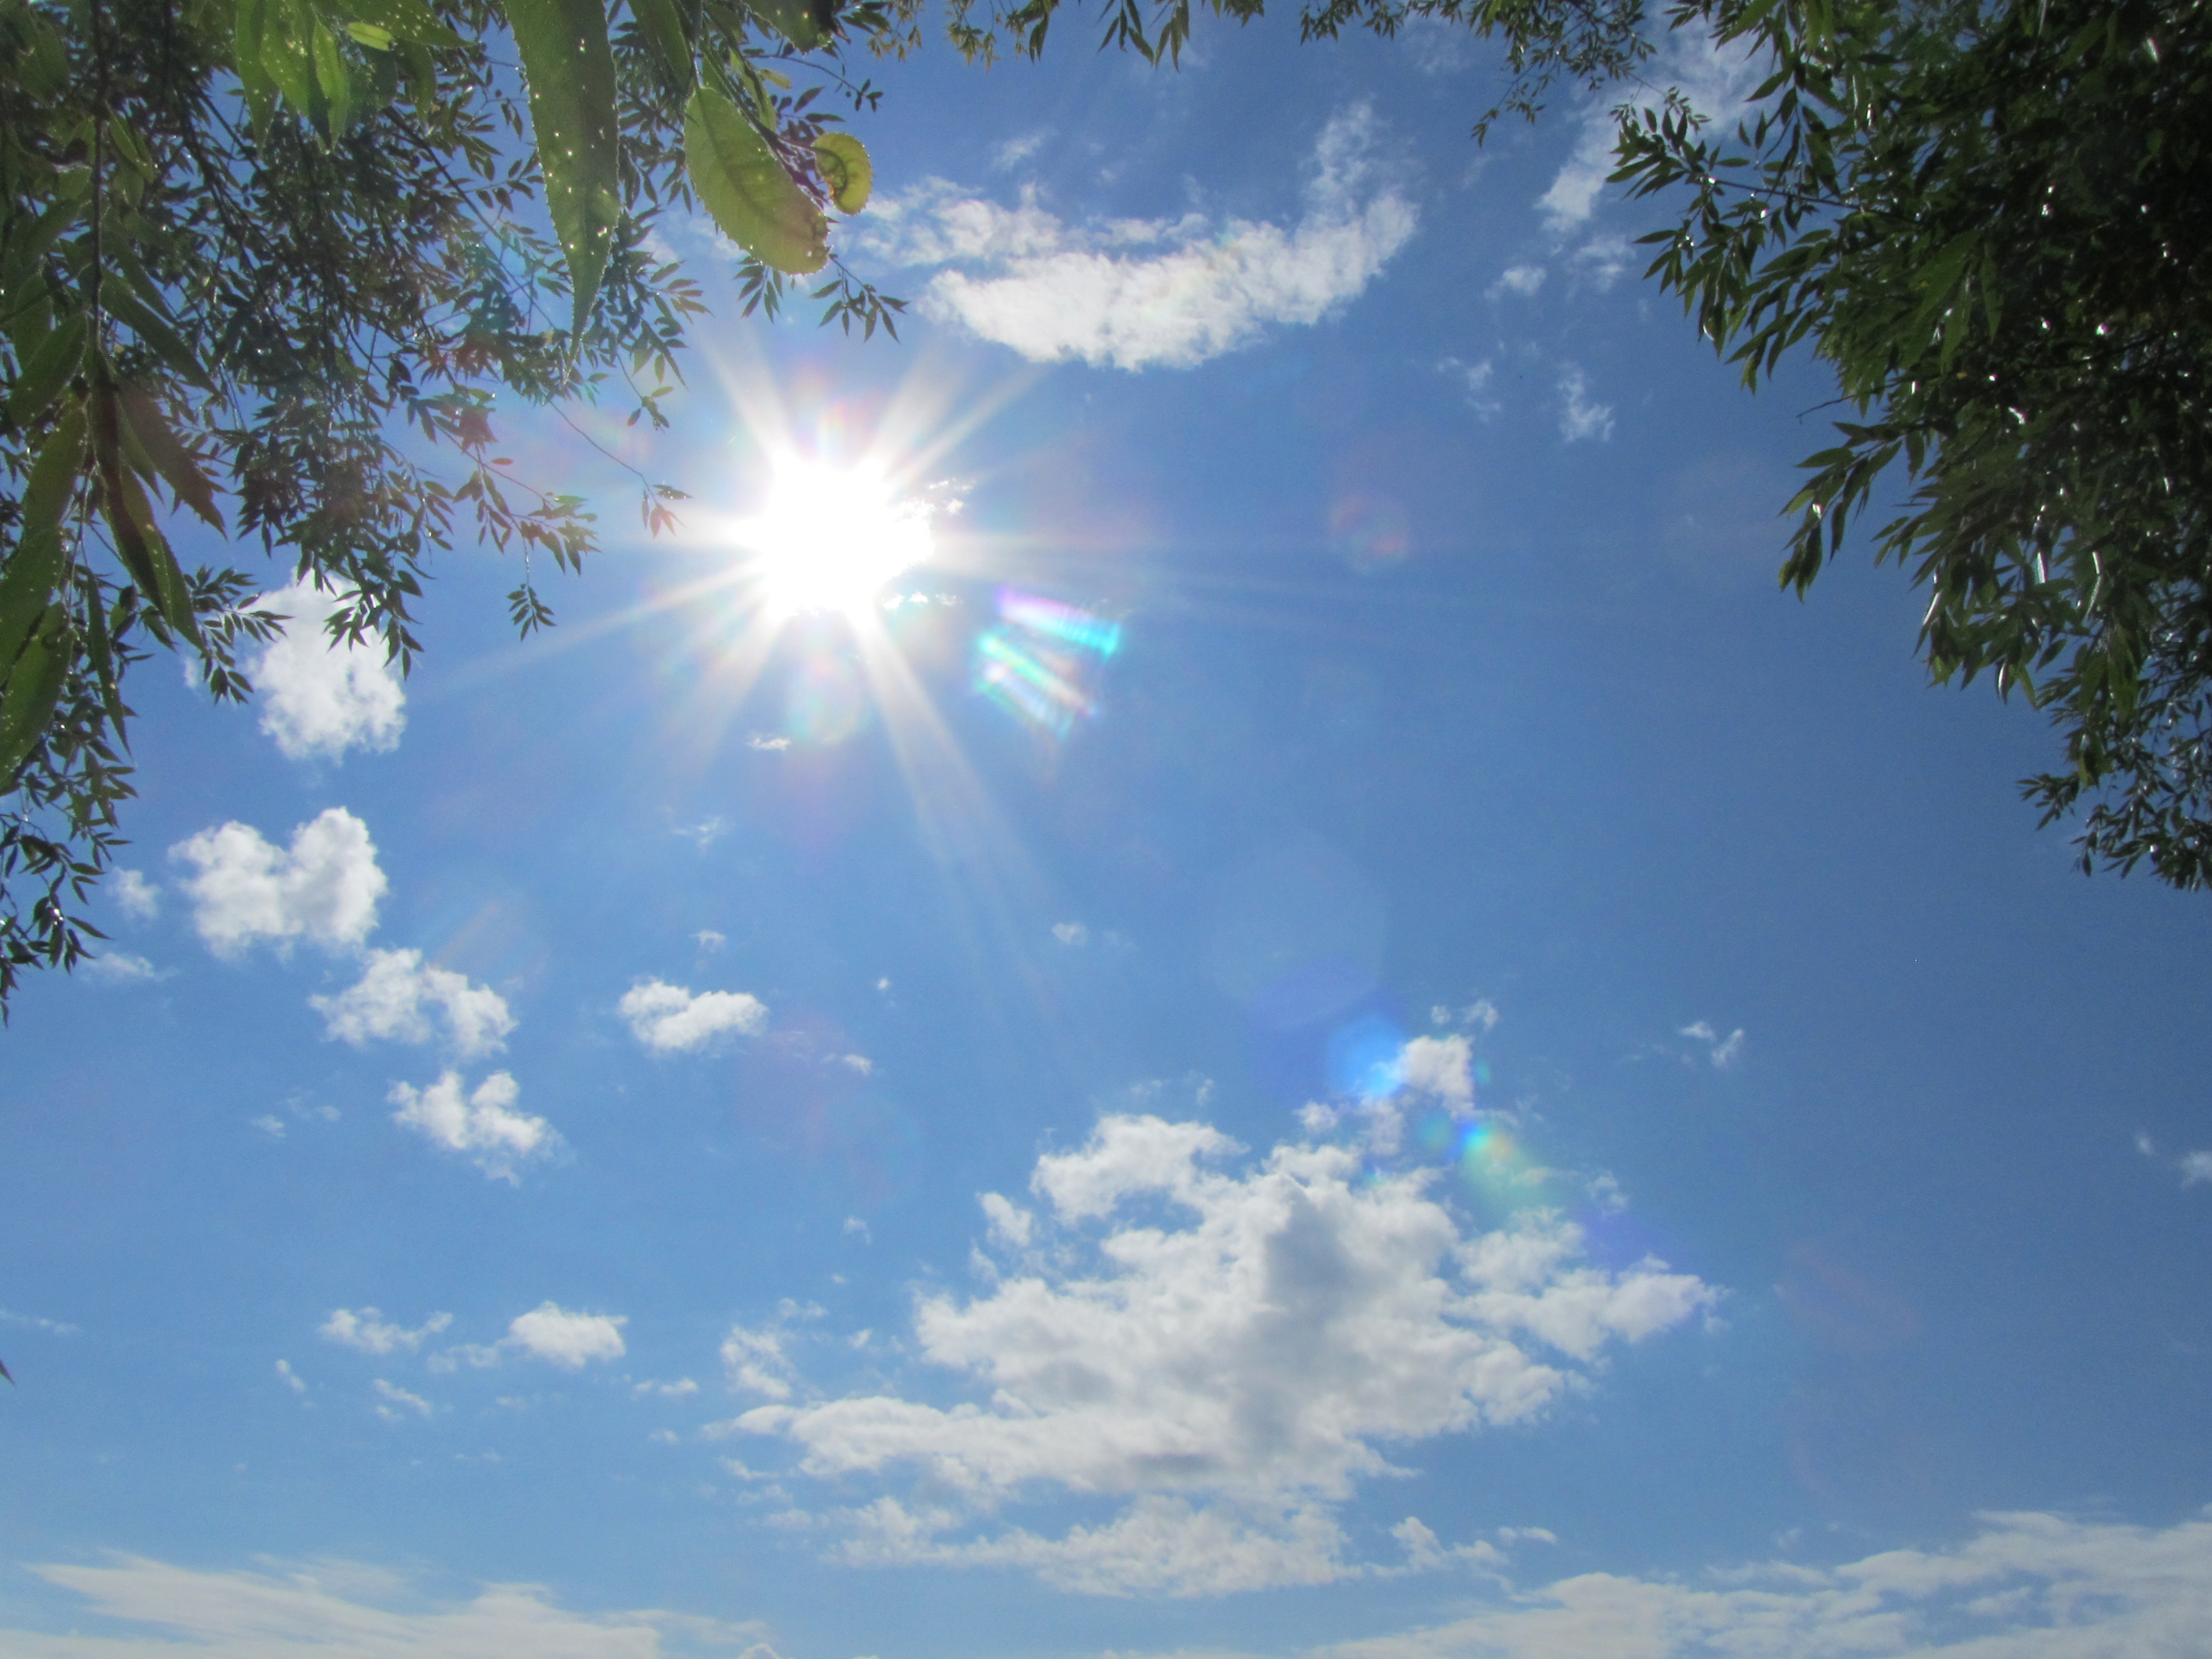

[4,11,2211,1658]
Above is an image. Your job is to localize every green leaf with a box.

[259,0,328,131]
[631,0,696,92]
[686,86,826,274]
[330,0,465,48]
[231,0,281,131]
[90,386,199,645]
[813,130,870,214]
[506,0,623,333]
[0,605,72,791]
[312,17,358,136]
[0,408,84,669]
[740,0,830,50]
[6,310,85,428]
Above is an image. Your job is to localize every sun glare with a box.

[737,457,934,622]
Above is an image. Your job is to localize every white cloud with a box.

[246,578,406,761]
[748,733,792,751]
[1678,1020,1747,1070]
[390,1071,558,1182]
[2182,1152,2212,1187]
[1536,22,1768,238]
[318,1307,454,1355]
[1490,263,1545,297]
[170,809,386,957]
[274,1359,307,1395]
[722,1323,801,1400]
[506,1302,627,1369]
[1398,1035,1474,1109]
[992,130,1049,171]
[372,1378,433,1420]
[12,1556,774,1658]
[979,1192,1035,1250]
[1308,1508,2212,1659]
[620,979,769,1054]
[310,947,514,1059]
[83,951,166,984]
[1557,367,1614,443]
[857,105,1416,371]
[734,1115,1715,1594]
[1053,922,1089,946]
[695,929,727,951]
[113,868,159,919]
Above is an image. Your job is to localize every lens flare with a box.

[973,589,1122,741]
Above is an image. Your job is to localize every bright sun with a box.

[736,457,934,623]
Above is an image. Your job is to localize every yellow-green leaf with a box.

[506,0,623,333]
[686,86,826,274]
[813,131,869,214]
[0,605,72,789]
[0,408,84,669]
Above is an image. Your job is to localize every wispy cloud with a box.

[855,105,1416,371]
[1557,367,1614,443]
[17,1554,775,1657]
[318,1308,454,1355]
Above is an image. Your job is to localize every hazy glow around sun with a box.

[737,457,935,622]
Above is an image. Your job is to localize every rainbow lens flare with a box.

[973,589,1123,740]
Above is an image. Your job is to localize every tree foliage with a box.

[0,0,910,1008]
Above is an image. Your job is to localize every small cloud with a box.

[875,977,891,992]
[2183,1152,2212,1188]
[0,1307,80,1335]
[506,1302,627,1369]
[275,1359,308,1395]
[980,1192,1034,1250]
[839,1053,874,1075]
[311,947,514,1059]
[1299,1102,1340,1135]
[247,579,406,761]
[170,808,386,957]
[1398,1034,1474,1109]
[113,869,160,920]
[390,1071,559,1182]
[992,130,1049,170]
[1052,922,1089,946]
[83,951,166,985]
[633,1377,699,1398]
[748,734,792,752]
[1586,1173,1627,1214]
[1558,366,1614,443]
[674,816,728,849]
[251,1115,287,1138]
[1570,234,1631,290]
[1678,1021,1746,1070]
[695,930,727,952]
[620,979,768,1055]
[2136,1131,2158,1157]
[1488,263,1545,298]
[1432,998,1501,1031]
[320,1308,454,1355]
[843,1216,872,1243]
[373,1378,433,1420]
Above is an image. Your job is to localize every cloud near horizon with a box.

[16,1507,2212,1655]
[731,1114,1715,1594]
[851,105,1417,371]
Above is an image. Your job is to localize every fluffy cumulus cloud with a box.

[852,105,1416,371]
[12,1554,772,1657]
[733,1115,1715,1594]
[389,1070,558,1182]
[245,578,406,761]
[505,1302,627,1369]
[311,947,515,1059]
[169,808,386,956]
[620,979,768,1054]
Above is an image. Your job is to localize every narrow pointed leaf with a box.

[0,605,72,789]
[686,87,826,274]
[506,0,622,333]
[0,409,84,668]
[119,389,223,530]
[631,0,696,93]
[6,310,84,427]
